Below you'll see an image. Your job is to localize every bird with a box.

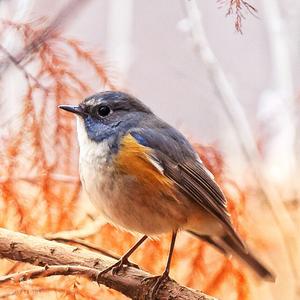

[59,91,275,297]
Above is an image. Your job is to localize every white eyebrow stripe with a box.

[84,98,97,106]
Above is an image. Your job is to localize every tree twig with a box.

[45,236,119,260]
[0,265,99,284]
[0,44,48,91]
[0,0,92,74]
[0,228,216,300]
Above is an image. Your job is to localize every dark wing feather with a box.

[129,124,245,249]
[161,156,245,249]
[180,160,226,207]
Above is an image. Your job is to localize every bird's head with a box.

[59,91,152,151]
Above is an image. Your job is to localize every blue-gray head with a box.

[59,91,153,149]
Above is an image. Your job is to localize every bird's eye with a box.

[96,105,111,117]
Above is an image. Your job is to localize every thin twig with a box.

[4,262,21,276]
[0,0,92,73]
[45,236,119,260]
[0,265,99,284]
[0,44,48,91]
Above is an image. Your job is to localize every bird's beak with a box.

[58,105,86,117]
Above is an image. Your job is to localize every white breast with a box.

[76,118,116,218]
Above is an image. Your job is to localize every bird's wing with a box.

[129,129,245,249]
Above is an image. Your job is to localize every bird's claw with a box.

[97,257,140,283]
[111,258,134,275]
[142,273,171,300]
[112,258,140,273]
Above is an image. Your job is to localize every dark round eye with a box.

[96,105,111,117]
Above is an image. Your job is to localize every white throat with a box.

[76,117,110,167]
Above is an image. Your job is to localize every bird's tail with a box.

[189,231,276,282]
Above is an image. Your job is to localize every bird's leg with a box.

[144,231,177,299]
[98,235,148,279]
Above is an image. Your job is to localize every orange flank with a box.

[115,134,179,200]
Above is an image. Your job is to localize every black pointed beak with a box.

[58,105,86,117]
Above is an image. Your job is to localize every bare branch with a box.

[0,44,48,91]
[0,0,92,72]
[0,228,216,300]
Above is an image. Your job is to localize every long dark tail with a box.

[189,231,276,282]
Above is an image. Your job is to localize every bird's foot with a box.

[97,256,139,284]
[142,271,171,300]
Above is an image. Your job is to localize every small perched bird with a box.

[59,91,275,296]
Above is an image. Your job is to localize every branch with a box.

[183,0,259,163]
[0,0,92,74]
[0,44,48,91]
[0,228,216,300]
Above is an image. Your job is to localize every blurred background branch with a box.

[0,0,91,76]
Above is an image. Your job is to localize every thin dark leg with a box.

[163,231,177,276]
[98,235,147,278]
[145,231,178,299]
[121,234,148,262]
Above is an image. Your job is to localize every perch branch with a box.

[0,228,215,300]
